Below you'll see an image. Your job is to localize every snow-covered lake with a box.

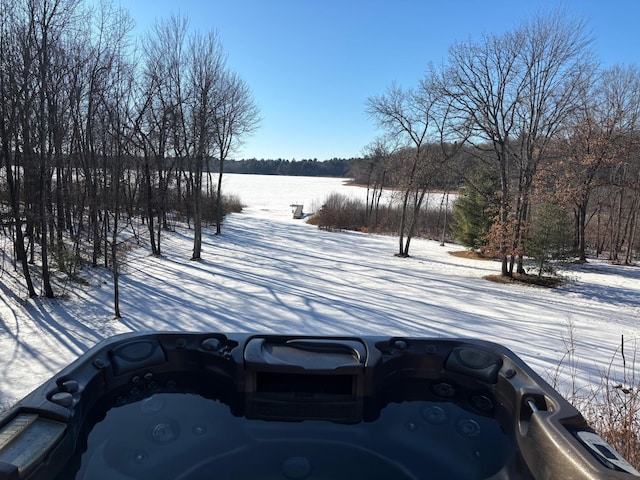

[220,173,449,219]
[0,174,639,417]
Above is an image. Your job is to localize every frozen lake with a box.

[220,173,450,219]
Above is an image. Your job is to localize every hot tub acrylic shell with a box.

[0,332,638,480]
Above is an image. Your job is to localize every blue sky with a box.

[119,0,640,161]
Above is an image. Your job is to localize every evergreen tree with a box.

[451,165,500,250]
[526,201,573,276]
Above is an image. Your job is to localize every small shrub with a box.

[201,193,244,223]
[222,193,244,214]
[307,193,367,231]
[307,192,452,240]
[52,243,84,279]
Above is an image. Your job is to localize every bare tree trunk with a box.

[625,190,639,265]
[39,157,54,297]
[212,71,259,235]
[190,160,203,260]
[397,189,410,256]
[0,2,37,297]
[111,209,121,318]
[143,155,159,255]
[403,187,429,257]
[577,201,588,262]
[34,0,55,297]
[215,164,224,235]
[1,140,37,297]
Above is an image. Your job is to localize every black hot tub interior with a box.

[0,333,638,480]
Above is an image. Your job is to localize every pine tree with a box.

[526,201,573,277]
[451,165,500,250]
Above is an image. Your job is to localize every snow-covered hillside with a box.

[1,174,639,414]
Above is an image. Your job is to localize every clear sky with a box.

[118,0,640,161]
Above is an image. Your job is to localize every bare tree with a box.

[549,65,640,261]
[593,136,640,264]
[510,11,594,273]
[440,9,593,276]
[438,29,524,274]
[0,2,258,296]
[368,74,464,257]
[367,83,432,257]
[13,0,82,297]
[212,70,259,235]
[358,137,394,228]
[69,0,126,268]
[99,4,134,318]
[185,29,225,259]
[137,15,189,256]
[0,0,37,297]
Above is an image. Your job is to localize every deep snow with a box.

[1,174,639,415]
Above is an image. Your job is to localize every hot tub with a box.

[0,333,637,479]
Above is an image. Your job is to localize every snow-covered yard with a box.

[1,174,639,415]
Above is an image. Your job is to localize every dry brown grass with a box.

[448,250,494,261]
[448,251,564,287]
[484,272,563,288]
[550,322,640,470]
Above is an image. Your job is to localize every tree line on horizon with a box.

[219,157,354,177]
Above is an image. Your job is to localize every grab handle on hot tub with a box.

[243,336,367,373]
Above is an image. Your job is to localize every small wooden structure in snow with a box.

[290,204,304,219]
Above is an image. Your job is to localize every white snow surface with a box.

[1,174,639,415]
